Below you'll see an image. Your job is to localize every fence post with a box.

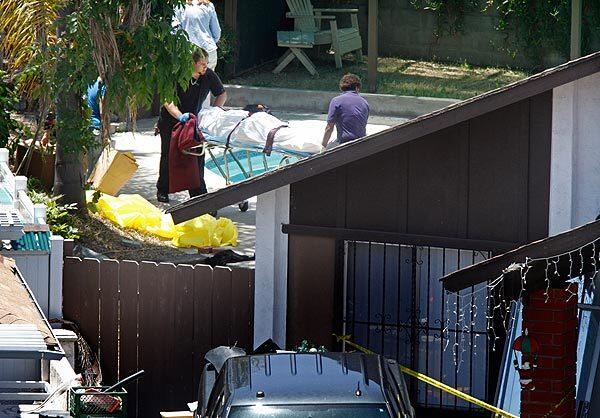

[63,239,74,257]
[14,175,27,209]
[367,0,378,93]
[34,205,47,224]
[0,148,8,164]
[49,235,64,319]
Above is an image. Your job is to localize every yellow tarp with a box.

[88,192,237,248]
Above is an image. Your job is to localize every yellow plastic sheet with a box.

[88,192,237,248]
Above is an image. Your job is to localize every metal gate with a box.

[343,241,492,411]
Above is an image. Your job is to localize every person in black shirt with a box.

[156,48,227,203]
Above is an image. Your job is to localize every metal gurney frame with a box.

[183,141,298,212]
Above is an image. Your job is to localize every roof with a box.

[0,323,61,360]
[0,209,25,241]
[167,51,600,223]
[440,219,600,296]
[0,256,61,359]
[3,230,51,252]
[225,353,388,406]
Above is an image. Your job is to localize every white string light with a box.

[442,236,600,371]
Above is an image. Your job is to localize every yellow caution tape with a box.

[333,334,518,418]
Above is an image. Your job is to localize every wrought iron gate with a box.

[343,241,492,411]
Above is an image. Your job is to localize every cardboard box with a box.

[89,147,138,196]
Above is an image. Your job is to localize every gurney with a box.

[184,107,322,211]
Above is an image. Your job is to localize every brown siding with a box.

[289,169,339,227]
[287,92,552,363]
[406,123,468,237]
[345,149,404,232]
[290,92,552,244]
[286,235,337,349]
[527,91,553,242]
[467,100,530,242]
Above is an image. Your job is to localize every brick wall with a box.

[520,285,578,418]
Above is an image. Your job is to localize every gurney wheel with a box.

[239,201,249,212]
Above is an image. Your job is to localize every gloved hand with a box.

[178,112,190,123]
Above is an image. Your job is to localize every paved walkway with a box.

[113,111,408,256]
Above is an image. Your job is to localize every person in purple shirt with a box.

[322,74,369,149]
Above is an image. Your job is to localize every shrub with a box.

[27,188,80,240]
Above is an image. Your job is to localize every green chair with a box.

[274,0,363,76]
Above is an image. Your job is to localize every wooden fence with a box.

[62,257,254,417]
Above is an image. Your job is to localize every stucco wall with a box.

[254,186,290,349]
[550,71,600,234]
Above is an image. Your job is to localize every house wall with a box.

[550,71,600,234]
[254,186,289,349]
[549,69,600,417]
[289,92,552,243]
[0,253,48,383]
[286,92,554,347]
[5,252,50,316]
[286,235,337,349]
[0,359,39,381]
[4,238,64,321]
[0,241,64,382]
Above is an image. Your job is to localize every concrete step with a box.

[224,84,460,118]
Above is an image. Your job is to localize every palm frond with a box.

[0,0,63,94]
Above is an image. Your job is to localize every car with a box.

[196,348,415,418]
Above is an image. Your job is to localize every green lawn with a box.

[229,56,530,100]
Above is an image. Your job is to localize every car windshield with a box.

[228,404,391,418]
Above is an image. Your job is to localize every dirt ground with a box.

[72,211,214,264]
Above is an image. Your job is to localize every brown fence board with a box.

[63,257,83,327]
[193,265,214,392]
[159,263,177,412]
[138,262,163,417]
[173,265,195,408]
[231,268,254,351]
[119,260,139,418]
[62,258,254,418]
[99,259,119,386]
[79,259,101,356]
[212,267,233,347]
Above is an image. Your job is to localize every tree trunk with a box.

[52,3,85,210]
[53,92,86,210]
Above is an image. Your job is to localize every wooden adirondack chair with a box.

[274,0,363,75]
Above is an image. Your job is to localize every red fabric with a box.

[168,114,204,193]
